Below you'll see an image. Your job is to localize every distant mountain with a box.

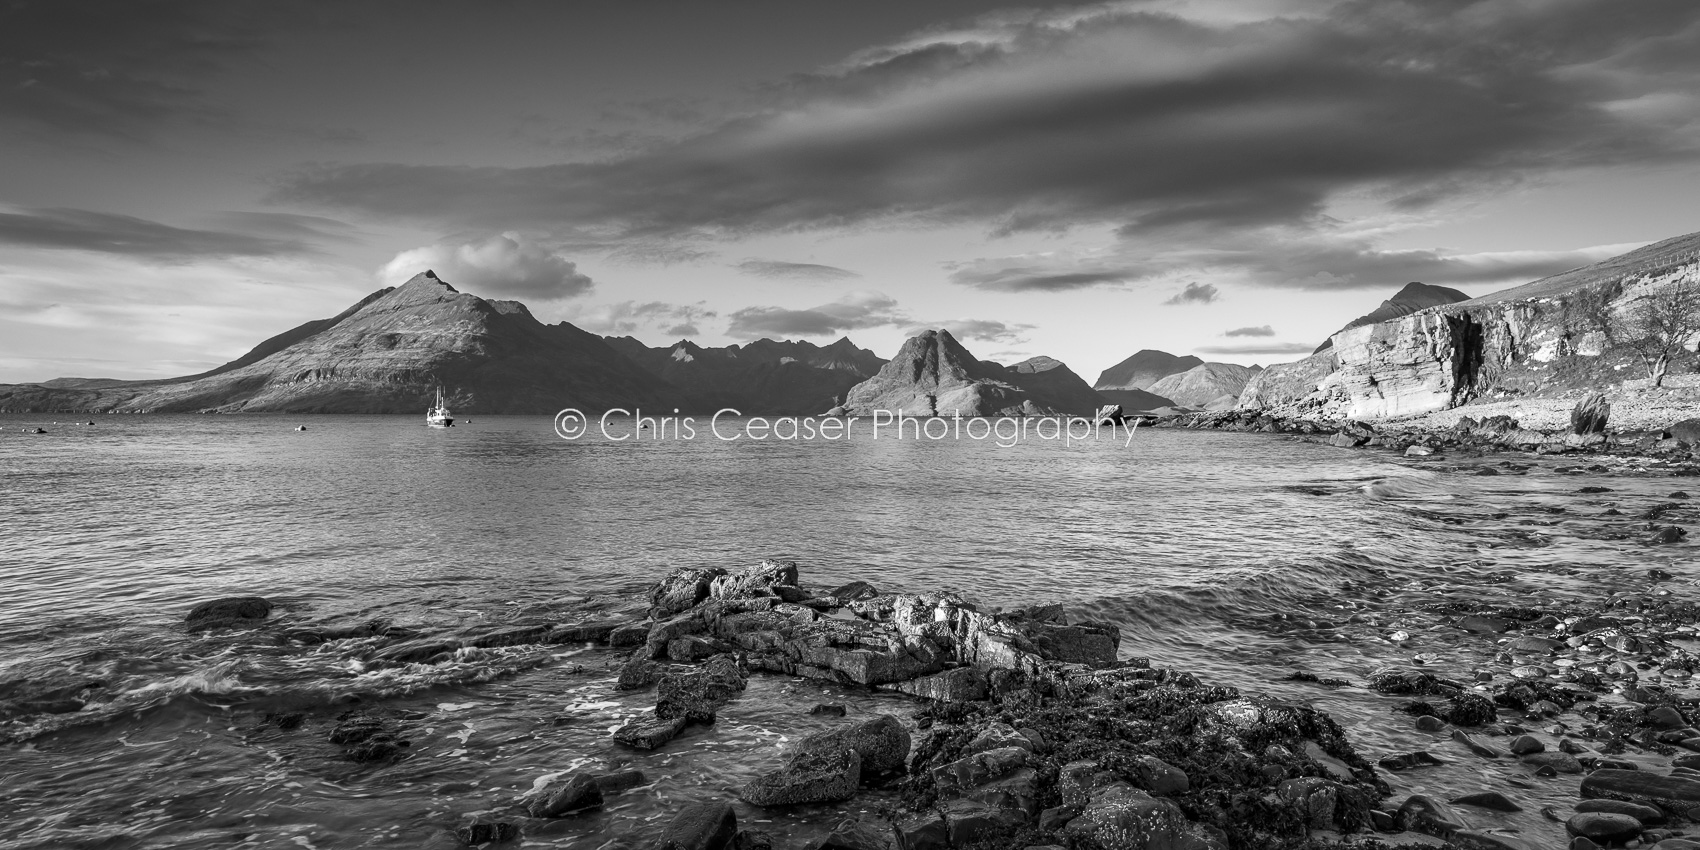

[840,329,1103,416]
[1093,350,1202,390]
[605,335,886,415]
[1096,388,1177,412]
[1145,362,1264,408]
[0,271,683,413]
[1313,282,1470,353]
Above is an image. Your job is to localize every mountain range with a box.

[604,336,884,415]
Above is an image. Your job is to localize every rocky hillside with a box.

[1239,232,1700,420]
[1092,349,1201,391]
[1313,282,1470,354]
[605,336,884,415]
[0,271,683,414]
[1146,362,1263,408]
[1095,388,1176,412]
[839,330,1103,416]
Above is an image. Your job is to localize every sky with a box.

[3,0,1699,384]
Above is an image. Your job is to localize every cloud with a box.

[932,318,1035,345]
[379,234,593,301]
[568,300,717,336]
[1224,325,1274,337]
[1165,283,1218,305]
[1194,342,1318,356]
[947,260,1133,292]
[272,0,1700,275]
[0,206,308,259]
[727,291,907,338]
[734,259,861,281]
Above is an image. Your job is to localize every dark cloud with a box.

[734,259,862,281]
[931,318,1034,344]
[727,291,905,338]
[947,263,1131,292]
[1165,283,1218,305]
[272,0,1700,270]
[0,206,305,258]
[1194,342,1317,356]
[0,0,273,140]
[381,235,593,301]
[570,300,717,336]
[1224,325,1274,337]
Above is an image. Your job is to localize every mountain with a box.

[605,335,886,415]
[1240,232,1700,419]
[1096,388,1177,411]
[0,271,683,413]
[1093,349,1203,391]
[1145,362,1264,408]
[1313,282,1470,353]
[840,329,1102,416]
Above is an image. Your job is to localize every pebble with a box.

[1509,735,1545,755]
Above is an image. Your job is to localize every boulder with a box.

[1581,769,1700,811]
[1669,418,1700,446]
[710,560,801,601]
[1571,393,1611,435]
[526,772,602,817]
[741,747,861,806]
[455,816,520,845]
[651,567,727,616]
[887,667,989,702]
[658,800,738,850]
[613,714,687,750]
[1063,783,1219,849]
[656,655,747,722]
[185,596,273,632]
[1399,794,1470,838]
[1566,812,1644,843]
[796,714,911,776]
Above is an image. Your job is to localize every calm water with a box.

[0,414,1693,849]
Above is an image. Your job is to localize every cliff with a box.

[605,335,886,415]
[840,330,1094,416]
[1313,282,1470,354]
[1238,232,1700,420]
[0,271,684,414]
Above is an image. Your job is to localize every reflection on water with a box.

[1,414,1695,848]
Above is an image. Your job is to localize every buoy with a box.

[295,425,307,431]
[31,428,46,434]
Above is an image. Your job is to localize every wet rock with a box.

[1460,615,1513,634]
[1575,799,1664,824]
[1572,394,1611,436]
[828,581,879,602]
[710,560,800,601]
[965,766,1043,816]
[1521,752,1583,774]
[1400,794,1470,838]
[659,800,737,850]
[1279,777,1341,830]
[1509,735,1545,754]
[733,830,775,850]
[455,816,520,845]
[328,710,410,763]
[545,620,621,644]
[593,769,647,794]
[613,714,687,750]
[1582,769,1700,811]
[1452,729,1506,758]
[1063,782,1221,849]
[1415,715,1448,733]
[811,703,847,717]
[1370,666,1460,696]
[741,746,861,806]
[1650,706,1687,729]
[1130,755,1190,796]
[614,649,664,691]
[798,713,910,776]
[887,667,989,702]
[650,567,726,617]
[810,818,895,850]
[185,596,273,632]
[526,772,602,817]
[932,746,1031,792]
[667,635,726,662]
[1447,693,1499,726]
[941,800,1029,846]
[1566,812,1644,843]
[1452,791,1521,812]
[1380,751,1447,771]
[656,655,747,722]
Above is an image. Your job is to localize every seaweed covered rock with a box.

[797,714,911,776]
[185,596,273,632]
[656,655,747,722]
[1063,782,1224,849]
[741,747,862,807]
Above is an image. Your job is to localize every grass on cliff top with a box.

[1477,348,1700,401]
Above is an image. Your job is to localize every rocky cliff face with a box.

[606,335,885,415]
[1313,282,1471,354]
[1238,233,1700,420]
[841,330,1090,416]
[0,271,683,414]
[1093,349,1202,391]
[1145,362,1263,408]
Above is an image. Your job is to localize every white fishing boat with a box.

[426,387,454,428]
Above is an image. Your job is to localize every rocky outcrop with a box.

[605,335,886,415]
[1238,233,1700,420]
[1314,282,1471,354]
[1146,362,1263,408]
[0,271,685,414]
[840,330,1083,417]
[1093,349,1202,391]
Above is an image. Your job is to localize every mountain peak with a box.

[1314,280,1470,353]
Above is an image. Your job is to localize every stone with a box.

[1063,783,1218,850]
[1650,706,1687,729]
[455,816,520,845]
[828,581,880,602]
[608,621,650,647]
[940,800,1029,846]
[1130,755,1190,796]
[1650,526,1687,544]
[1566,812,1644,843]
[614,649,664,691]
[656,655,747,722]
[659,800,738,850]
[1509,735,1544,754]
[647,613,710,660]
[734,830,775,850]
[1452,791,1521,812]
[1380,751,1447,771]
[794,714,910,776]
[1279,777,1340,830]
[650,567,726,616]
[1582,769,1700,811]
[371,637,460,664]
[710,560,801,601]
[1400,794,1470,838]
[962,722,1034,756]
[741,747,861,806]
[896,812,949,850]
[933,747,1031,792]
[1575,799,1664,824]
[811,819,895,850]
[185,596,273,632]
[526,772,602,817]
[1459,615,1512,634]
[1415,715,1448,733]
[613,714,687,750]
[810,703,847,717]
[593,770,647,794]
[667,635,724,662]
[1452,729,1506,758]
[544,620,621,644]
[1521,752,1583,774]
[886,667,989,702]
[966,767,1043,816]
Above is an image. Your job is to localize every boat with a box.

[426,387,454,428]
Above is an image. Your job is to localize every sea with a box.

[0,413,1692,849]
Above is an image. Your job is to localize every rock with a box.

[710,560,800,601]
[1459,615,1512,634]
[328,710,410,763]
[526,772,602,817]
[185,596,273,632]
[962,722,1034,756]
[614,649,664,691]
[796,714,910,775]
[810,818,896,850]
[455,815,520,845]
[1063,783,1219,850]
[1575,799,1664,824]
[1129,755,1189,796]
[734,830,776,850]
[940,800,1029,846]
[1279,777,1341,830]
[609,621,650,647]
[741,747,861,806]
[896,812,949,850]
[371,637,459,664]
[1566,812,1644,843]
[1650,706,1687,729]
[1582,769,1700,811]
[1400,794,1470,838]
[1415,715,1448,733]
[593,769,647,794]
[613,714,687,750]
[966,767,1043,816]
[1406,444,1435,456]
[658,800,738,850]
[1521,752,1583,774]
[667,635,724,662]
[1380,751,1447,771]
[1571,393,1611,435]
[545,620,621,644]
[1509,735,1545,754]
[1650,526,1687,545]
[828,581,879,602]
[1452,791,1521,812]
[1452,729,1506,758]
[650,567,726,616]
[887,667,989,702]
[933,747,1031,792]
[1669,418,1700,445]
[656,655,747,722]
[811,703,847,717]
